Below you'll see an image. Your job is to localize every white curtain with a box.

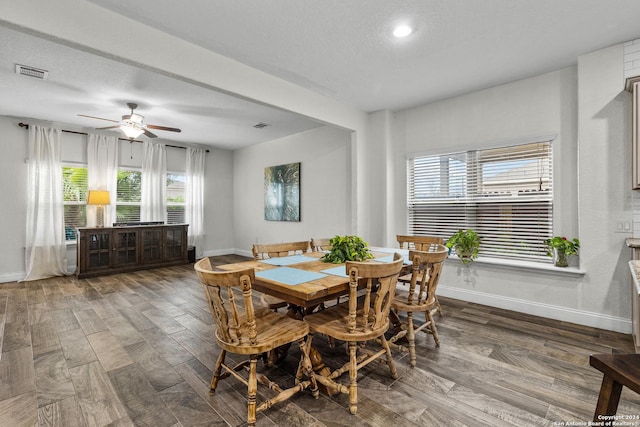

[186,148,206,254]
[141,141,166,222]
[23,125,69,281]
[87,134,119,227]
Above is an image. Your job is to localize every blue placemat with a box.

[373,254,410,265]
[259,255,318,266]
[372,247,399,254]
[373,248,409,257]
[321,266,349,278]
[255,267,327,286]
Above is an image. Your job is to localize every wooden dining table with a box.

[216,248,409,386]
[216,248,409,309]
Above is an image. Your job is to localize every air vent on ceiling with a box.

[15,64,49,80]
[253,122,270,129]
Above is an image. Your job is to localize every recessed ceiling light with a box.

[393,25,413,38]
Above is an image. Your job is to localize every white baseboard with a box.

[438,285,632,334]
[0,272,25,283]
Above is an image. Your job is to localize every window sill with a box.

[65,240,77,246]
[446,255,586,276]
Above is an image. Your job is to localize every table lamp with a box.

[87,190,111,227]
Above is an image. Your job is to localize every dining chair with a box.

[310,237,332,252]
[300,253,404,415]
[252,241,311,311]
[388,246,448,367]
[194,257,318,427]
[396,234,444,251]
[396,234,445,316]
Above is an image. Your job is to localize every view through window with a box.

[407,140,553,262]
[62,165,88,240]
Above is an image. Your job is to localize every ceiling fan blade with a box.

[143,129,157,138]
[78,114,119,123]
[96,126,120,130]
[147,124,181,133]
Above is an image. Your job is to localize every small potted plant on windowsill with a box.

[445,229,481,264]
[544,236,579,267]
[320,235,374,264]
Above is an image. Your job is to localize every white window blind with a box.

[62,165,88,240]
[407,140,553,262]
[116,169,141,223]
[166,173,185,224]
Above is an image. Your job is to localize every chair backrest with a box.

[404,245,448,307]
[310,238,332,252]
[252,241,310,259]
[194,257,258,346]
[344,253,404,334]
[396,235,444,251]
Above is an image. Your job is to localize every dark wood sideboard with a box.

[76,224,189,279]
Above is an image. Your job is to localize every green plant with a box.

[544,236,580,257]
[445,229,481,264]
[320,235,373,264]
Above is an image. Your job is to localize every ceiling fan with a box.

[78,102,181,139]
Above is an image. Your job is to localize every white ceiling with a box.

[3,0,640,149]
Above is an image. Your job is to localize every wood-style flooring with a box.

[0,254,639,426]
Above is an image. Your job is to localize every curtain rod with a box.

[17,122,209,152]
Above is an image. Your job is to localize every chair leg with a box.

[406,312,417,368]
[426,310,440,347]
[295,338,319,398]
[435,296,444,317]
[247,355,258,427]
[348,341,358,415]
[380,334,398,380]
[210,350,226,394]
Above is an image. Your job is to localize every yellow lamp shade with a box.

[87,190,111,205]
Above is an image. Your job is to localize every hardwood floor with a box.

[1,255,639,426]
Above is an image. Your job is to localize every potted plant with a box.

[321,235,374,264]
[445,229,481,264]
[544,236,579,267]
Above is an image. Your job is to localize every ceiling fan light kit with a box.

[78,102,181,139]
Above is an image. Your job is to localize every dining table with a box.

[216,247,409,310]
[216,247,410,388]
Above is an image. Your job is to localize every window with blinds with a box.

[407,140,553,263]
[62,165,88,240]
[116,168,141,223]
[166,173,185,224]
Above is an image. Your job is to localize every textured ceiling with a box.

[2,1,640,149]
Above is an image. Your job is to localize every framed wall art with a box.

[264,162,300,221]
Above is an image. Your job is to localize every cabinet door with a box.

[164,226,187,262]
[86,230,112,271]
[141,228,163,264]
[114,229,138,267]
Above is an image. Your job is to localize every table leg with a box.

[593,375,623,422]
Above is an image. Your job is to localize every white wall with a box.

[232,125,352,256]
[577,44,633,325]
[371,50,634,333]
[0,116,235,280]
[0,117,28,281]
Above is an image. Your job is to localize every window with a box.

[62,165,88,240]
[166,173,185,224]
[407,140,553,263]
[116,169,141,223]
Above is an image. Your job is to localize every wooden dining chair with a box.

[396,234,444,251]
[252,241,311,311]
[300,253,404,415]
[396,235,445,316]
[388,246,448,367]
[310,237,332,252]
[194,257,318,427]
